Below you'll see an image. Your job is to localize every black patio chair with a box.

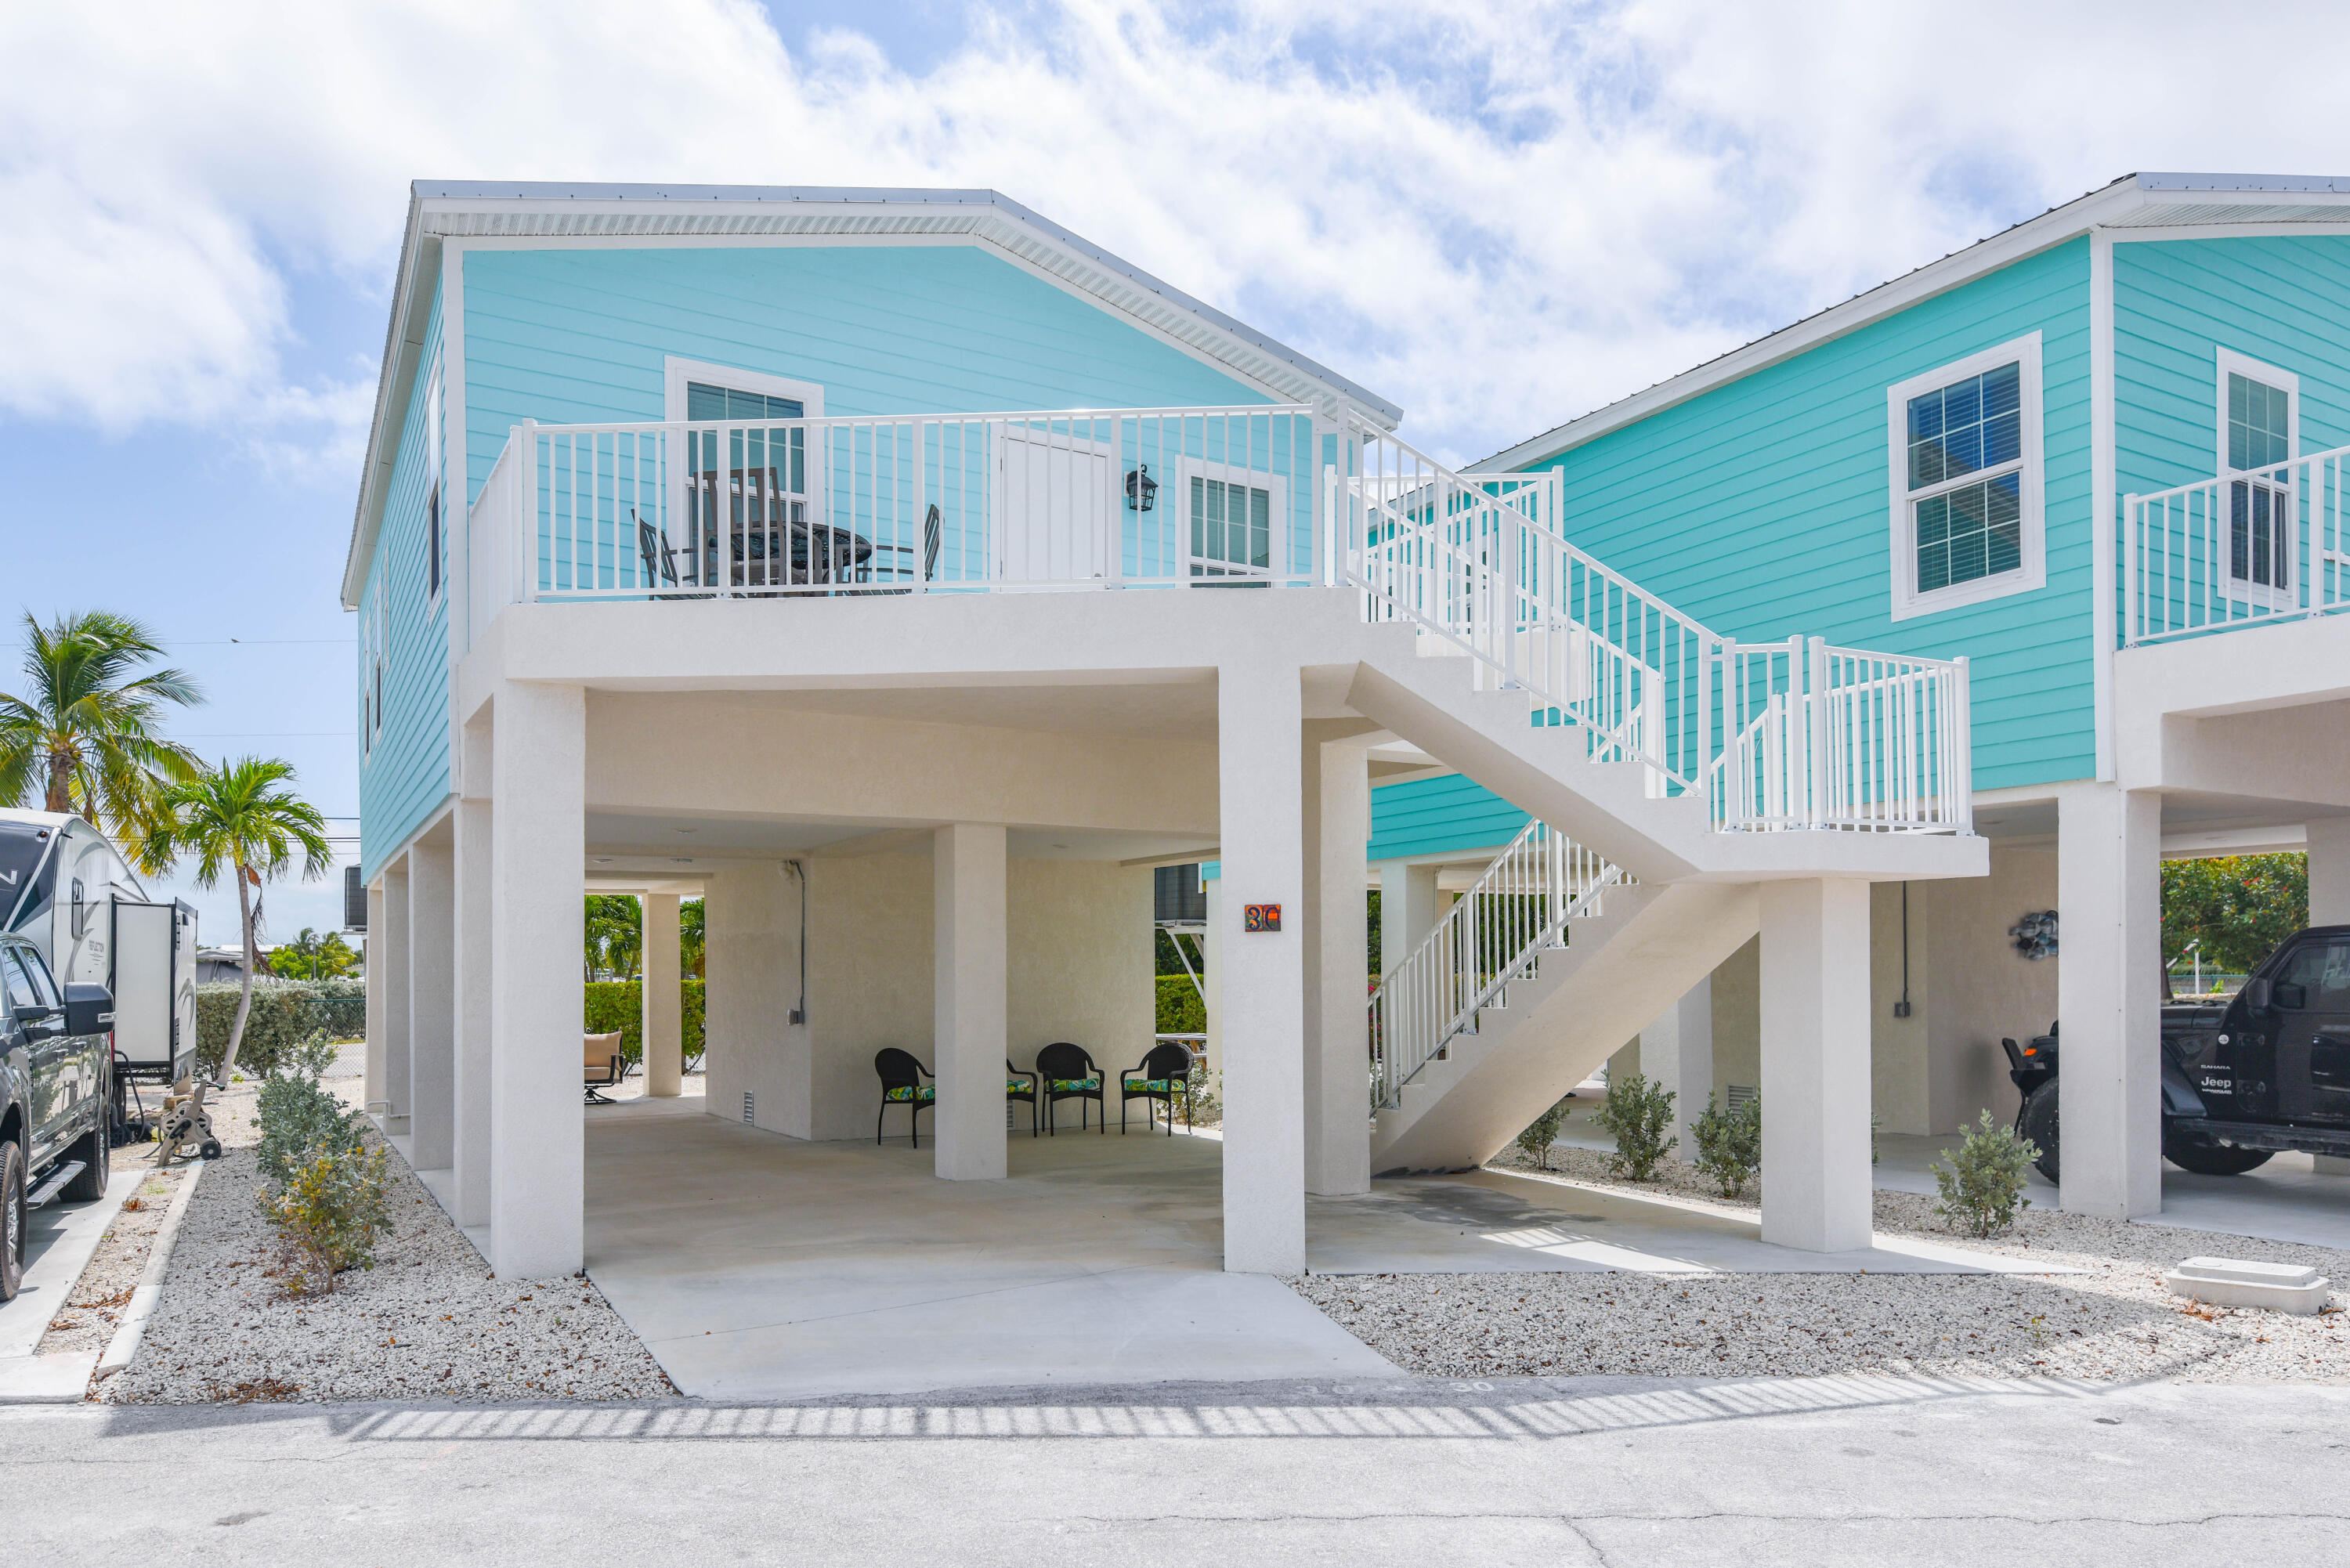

[1119,1041,1197,1135]
[1007,1058,1041,1137]
[633,511,689,598]
[924,502,942,580]
[1035,1042,1104,1136]
[874,1048,935,1147]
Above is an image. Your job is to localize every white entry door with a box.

[996,423,1118,583]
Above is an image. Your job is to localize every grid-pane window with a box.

[2228,372,2290,472]
[1190,477,1271,576]
[1904,360,2024,594]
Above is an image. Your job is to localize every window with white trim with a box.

[360,573,387,757]
[424,355,444,605]
[2217,349,2298,602]
[1190,475,1272,578]
[1885,334,2044,620]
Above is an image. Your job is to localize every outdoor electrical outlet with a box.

[790,1007,805,1024]
[1893,1000,1911,1017]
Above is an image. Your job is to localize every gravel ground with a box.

[1292,1145,2350,1383]
[34,1166,186,1357]
[100,1129,676,1406]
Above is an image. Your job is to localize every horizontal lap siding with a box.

[461,244,1271,508]
[360,283,451,882]
[2116,235,2350,503]
[1368,774,1528,861]
[1520,238,2096,793]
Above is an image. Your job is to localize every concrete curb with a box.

[0,1350,100,1404]
[94,1162,205,1382]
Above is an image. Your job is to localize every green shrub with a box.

[1931,1110,2039,1237]
[255,1073,367,1183]
[582,978,707,1068]
[1592,1071,1676,1182]
[259,1141,393,1293]
[1692,1091,1762,1198]
[1185,1061,1222,1125]
[197,984,324,1077]
[1514,1097,1571,1170]
[1156,974,1206,1034]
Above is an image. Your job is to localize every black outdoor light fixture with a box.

[1125,462,1159,511]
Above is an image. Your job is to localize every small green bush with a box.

[1186,1062,1223,1125]
[1931,1110,2039,1237]
[1515,1097,1571,1170]
[1156,974,1206,1034]
[582,978,707,1068]
[1592,1071,1676,1182]
[259,1141,393,1293]
[255,1074,367,1183]
[1691,1091,1762,1198]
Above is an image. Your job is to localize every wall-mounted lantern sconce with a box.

[1125,463,1159,512]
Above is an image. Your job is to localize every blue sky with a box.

[5,0,2348,945]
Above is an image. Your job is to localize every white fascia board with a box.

[342,201,436,609]
[1476,174,2350,475]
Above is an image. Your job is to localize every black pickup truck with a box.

[2,930,114,1302]
[2008,923,2350,1182]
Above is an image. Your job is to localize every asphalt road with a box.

[5,1375,2345,1565]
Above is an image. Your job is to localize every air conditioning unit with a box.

[344,864,367,931]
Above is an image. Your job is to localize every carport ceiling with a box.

[704,681,1220,744]
[586,811,1213,865]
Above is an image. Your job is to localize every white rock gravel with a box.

[101,1132,675,1405]
[1292,1145,2350,1383]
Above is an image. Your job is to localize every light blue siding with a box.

[2116,235,2350,500]
[1516,239,2096,792]
[1368,775,1527,861]
[359,282,451,881]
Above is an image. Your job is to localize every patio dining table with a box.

[697,520,875,589]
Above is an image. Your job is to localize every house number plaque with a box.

[1244,903,1282,932]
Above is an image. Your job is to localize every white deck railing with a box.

[1368,818,1625,1110]
[465,403,1325,646]
[1329,419,1972,833]
[2124,443,2350,645]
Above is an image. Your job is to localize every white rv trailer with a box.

[0,809,197,1097]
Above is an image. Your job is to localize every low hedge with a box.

[196,980,367,1078]
[1156,974,1205,1035]
[584,979,707,1067]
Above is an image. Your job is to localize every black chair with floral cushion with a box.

[874,1048,935,1147]
[1119,1041,1196,1135]
[1007,1058,1041,1137]
[1035,1041,1104,1136]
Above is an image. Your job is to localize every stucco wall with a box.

[1925,842,2059,1131]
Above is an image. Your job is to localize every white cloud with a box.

[5,0,2350,464]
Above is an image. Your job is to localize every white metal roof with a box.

[341,182,1403,606]
[1473,172,2350,474]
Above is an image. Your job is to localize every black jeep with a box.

[1,932,115,1302]
[2008,923,2350,1182]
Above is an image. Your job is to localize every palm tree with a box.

[150,757,332,1141]
[0,610,203,873]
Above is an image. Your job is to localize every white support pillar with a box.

[407,827,456,1172]
[1305,732,1371,1197]
[2058,784,2164,1218]
[1643,977,1714,1157]
[1203,877,1222,1072]
[363,880,386,1113]
[641,892,683,1098]
[379,854,412,1132]
[2307,816,2350,927]
[1759,878,1874,1252]
[486,682,586,1280]
[933,823,1008,1181]
[1376,861,1441,978]
[1218,664,1306,1274]
[453,767,493,1228]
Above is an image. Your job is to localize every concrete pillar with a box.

[933,823,1009,1181]
[1218,664,1306,1274]
[407,827,455,1171]
[1203,877,1221,1073]
[1305,732,1371,1197]
[1758,878,1875,1252]
[1642,977,1714,1156]
[379,855,412,1131]
[2058,784,2164,1218]
[453,781,492,1228]
[1376,861,1442,979]
[2307,817,2350,926]
[486,682,585,1279]
[641,892,683,1098]
[363,880,386,1113]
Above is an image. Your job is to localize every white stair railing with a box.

[2124,443,2350,645]
[1330,419,1972,834]
[1369,818,1626,1111]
